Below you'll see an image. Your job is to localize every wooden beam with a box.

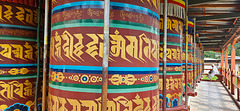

[202,43,219,46]
[203,48,219,51]
[201,42,221,44]
[221,19,240,46]
[198,37,224,39]
[222,26,240,49]
[196,13,240,22]
[208,20,234,22]
[197,25,235,31]
[196,23,220,26]
[201,40,223,42]
[200,38,225,41]
[189,0,218,6]
[204,45,220,48]
[188,13,227,16]
[203,45,221,51]
[189,4,240,8]
[198,31,226,33]
[204,48,221,51]
[199,32,228,37]
[199,36,225,38]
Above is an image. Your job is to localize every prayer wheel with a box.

[182,18,194,92]
[0,0,43,110]
[193,43,197,82]
[49,0,160,110]
[159,0,185,108]
[196,44,200,81]
[200,47,204,79]
[193,32,199,83]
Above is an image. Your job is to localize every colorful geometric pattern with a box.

[49,0,159,110]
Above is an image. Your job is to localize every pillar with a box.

[225,47,228,86]
[221,49,224,81]
[231,40,236,94]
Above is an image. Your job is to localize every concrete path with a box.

[190,81,239,111]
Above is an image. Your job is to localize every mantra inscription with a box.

[50,30,159,63]
[48,94,159,111]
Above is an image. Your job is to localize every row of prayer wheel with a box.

[0,0,204,110]
[0,0,43,110]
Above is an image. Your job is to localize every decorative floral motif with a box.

[37,104,42,111]
[0,70,5,74]
[109,74,137,85]
[8,68,30,75]
[140,75,158,83]
[174,66,182,71]
[0,68,32,75]
[4,103,29,111]
[68,75,102,83]
[159,93,181,108]
[50,71,65,82]
[51,72,158,85]
[172,98,178,107]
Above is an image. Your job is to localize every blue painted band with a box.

[182,63,193,65]
[182,43,193,46]
[49,64,158,71]
[0,63,37,67]
[159,63,182,66]
[49,65,158,74]
[50,69,158,74]
[160,33,181,38]
[52,1,159,21]
[0,23,37,31]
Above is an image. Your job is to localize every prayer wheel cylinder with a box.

[182,18,194,92]
[201,49,204,74]
[159,0,185,108]
[196,43,200,80]
[49,0,160,110]
[193,43,197,81]
[0,0,43,110]
[198,47,201,80]
[193,33,199,81]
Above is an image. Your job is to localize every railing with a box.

[234,73,240,101]
[222,68,240,105]
[235,71,240,101]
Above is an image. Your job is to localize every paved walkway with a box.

[190,81,239,111]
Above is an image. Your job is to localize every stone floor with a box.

[190,81,239,111]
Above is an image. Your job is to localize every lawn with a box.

[202,75,218,80]
[235,77,237,85]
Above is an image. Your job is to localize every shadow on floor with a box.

[190,81,239,111]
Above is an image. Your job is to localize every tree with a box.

[204,51,219,59]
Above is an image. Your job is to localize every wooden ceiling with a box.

[188,0,240,51]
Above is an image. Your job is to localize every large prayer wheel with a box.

[193,32,199,82]
[200,47,204,79]
[49,0,160,110]
[182,18,194,92]
[0,1,43,110]
[159,0,185,108]
[193,43,197,82]
[196,44,200,81]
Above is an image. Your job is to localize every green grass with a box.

[235,77,237,85]
[202,75,218,80]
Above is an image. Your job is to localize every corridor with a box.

[190,81,239,111]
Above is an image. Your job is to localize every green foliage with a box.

[235,43,240,56]
[204,51,220,59]
[228,45,231,55]
[202,75,218,80]
[204,43,240,59]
